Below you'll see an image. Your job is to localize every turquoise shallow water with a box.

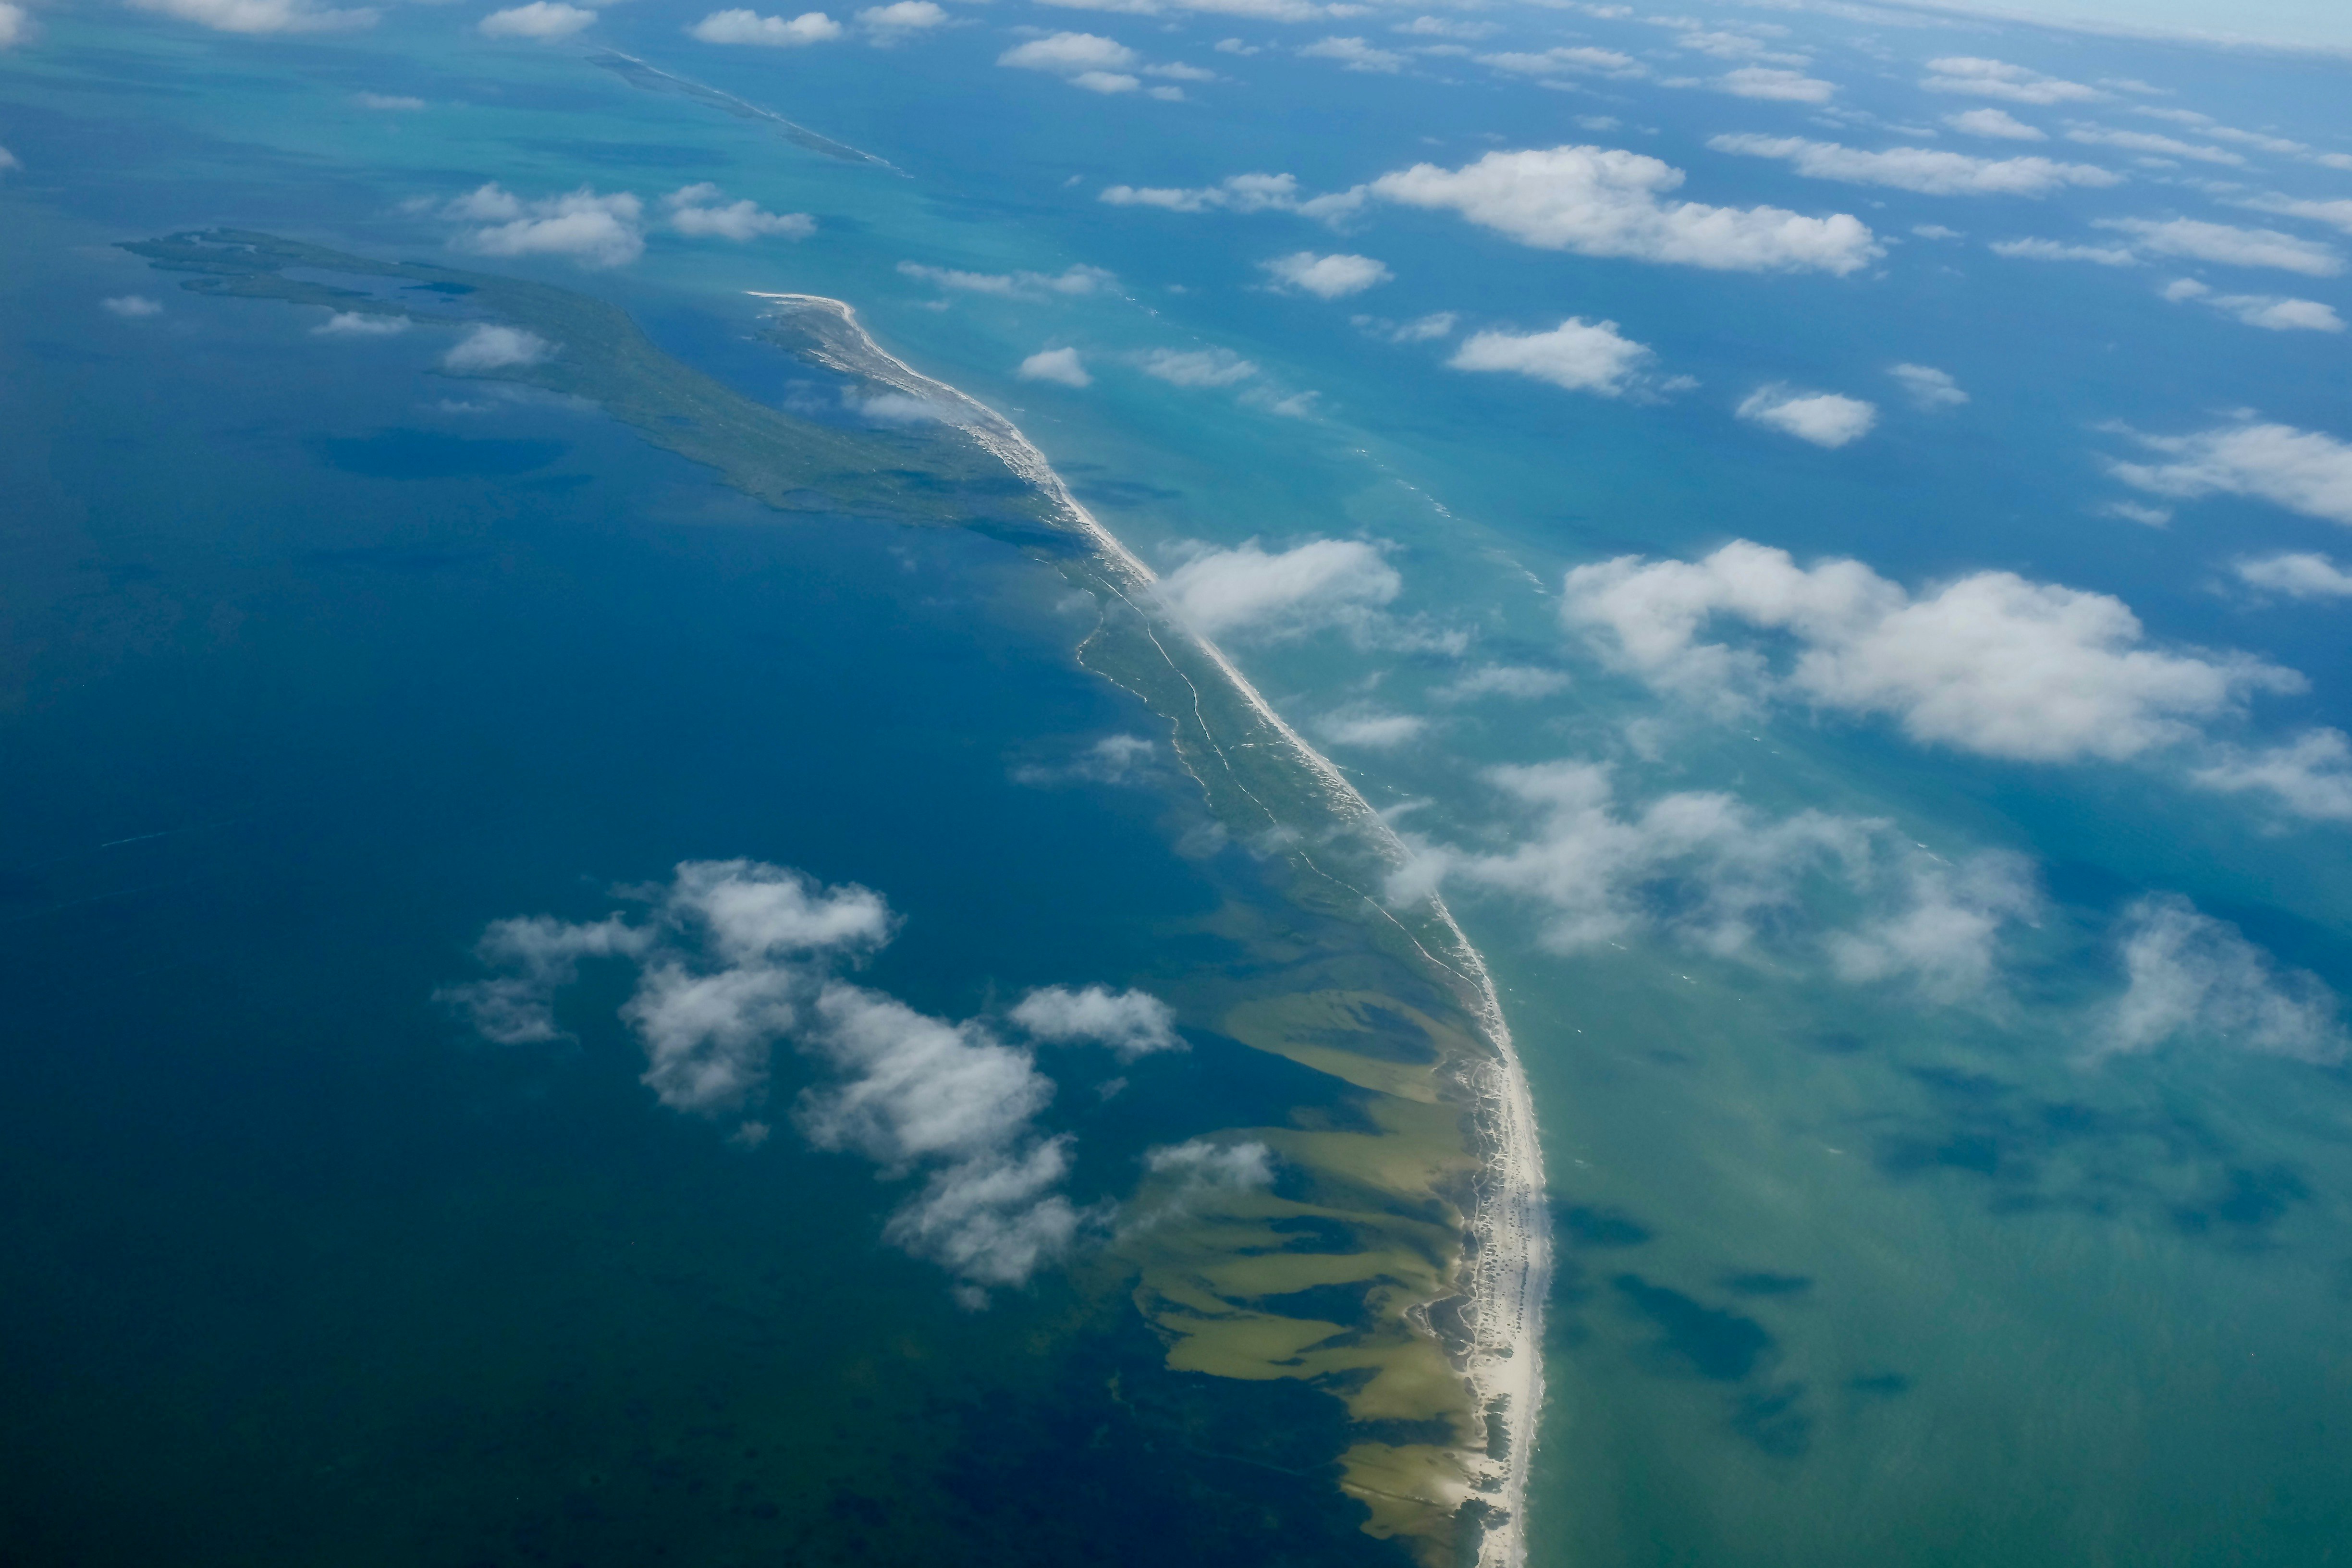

[6,1,2352,1563]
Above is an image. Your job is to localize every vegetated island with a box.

[124,229,1552,1568]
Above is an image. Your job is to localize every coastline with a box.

[754,293,1553,1567]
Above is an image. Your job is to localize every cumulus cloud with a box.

[1989,237,2139,266]
[355,92,426,110]
[0,2,30,46]
[1890,363,1967,409]
[1300,36,1403,72]
[1318,708,1426,748]
[858,0,944,34]
[436,183,646,268]
[688,8,842,44]
[2160,279,2342,333]
[1449,318,1659,399]
[664,183,814,239]
[1137,346,1257,387]
[1354,311,1457,343]
[1716,66,1835,103]
[1000,30,1142,92]
[2065,125,2242,167]
[1706,135,2120,196]
[1017,346,1091,387]
[1011,734,1154,785]
[0,144,17,172]
[899,260,1115,297]
[1946,107,2045,141]
[443,861,1164,1297]
[1009,985,1182,1060]
[2107,421,2352,527]
[1737,386,1876,447]
[2097,218,2340,277]
[1156,537,1399,641]
[312,310,407,337]
[2102,895,2347,1063]
[1260,251,1391,298]
[1435,664,1570,701]
[2234,552,2352,600]
[2188,730,2352,823]
[2236,193,2352,236]
[443,324,552,371]
[479,2,596,39]
[1395,760,2037,997]
[1558,540,2302,763]
[129,0,377,33]
[101,295,164,318]
[1922,57,2103,107]
[1040,0,1348,16]
[1476,45,1644,80]
[1365,146,1880,275]
[1097,171,1358,221]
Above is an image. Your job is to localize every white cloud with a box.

[1449,318,1659,399]
[1476,46,1645,80]
[1436,664,1569,701]
[312,310,407,337]
[1367,146,1878,275]
[1395,15,1494,39]
[1354,310,1457,343]
[688,8,842,44]
[1989,237,2139,266]
[1038,0,1351,15]
[1000,30,1139,92]
[443,324,553,372]
[1009,984,1182,1060]
[1260,250,1391,298]
[1012,734,1155,786]
[355,92,426,110]
[1706,135,2120,197]
[2108,421,2352,526]
[128,0,377,33]
[1319,709,1426,748]
[0,145,17,172]
[1559,540,2301,763]
[2189,730,2352,823]
[1913,224,1964,241]
[1890,363,1966,409]
[0,2,30,47]
[2102,895,2347,1063]
[2234,551,2352,600]
[2097,217,2340,277]
[1716,66,1836,103]
[1156,537,1399,641]
[445,861,1135,1298]
[2065,125,2241,167]
[2236,194,2352,236]
[1138,346,1257,387]
[1301,36,1404,73]
[858,0,943,31]
[438,184,645,268]
[664,183,814,240]
[1395,760,2037,995]
[479,2,595,39]
[898,260,1114,297]
[1945,107,2044,141]
[1737,386,1876,448]
[2163,280,2342,333]
[1097,171,1357,222]
[1921,56,2103,107]
[1017,346,1091,387]
[101,295,164,318]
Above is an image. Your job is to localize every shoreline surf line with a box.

[587,51,908,175]
[750,291,1553,1568]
